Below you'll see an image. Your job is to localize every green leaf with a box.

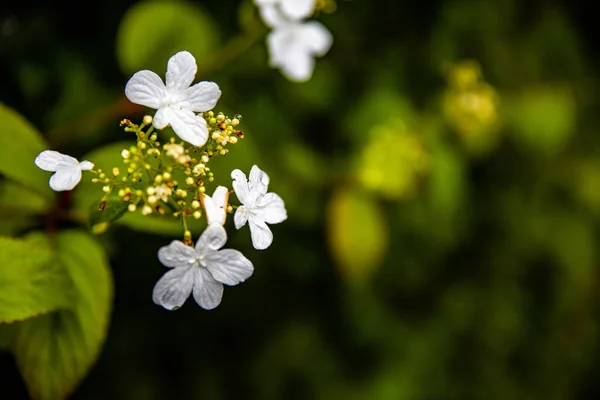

[0,237,72,323]
[0,104,52,200]
[0,179,50,217]
[11,230,113,400]
[88,197,129,228]
[116,1,220,75]
[327,187,389,285]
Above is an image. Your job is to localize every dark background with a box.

[2,0,600,399]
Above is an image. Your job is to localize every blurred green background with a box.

[2,0,600,398]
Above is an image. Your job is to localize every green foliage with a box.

[11,230,112,400]
[0,180,50,235]
[88,197,129,230]
[0,105,52,200]
[116,1,220,75]
[327,187,388,284]
[0,237,72,323]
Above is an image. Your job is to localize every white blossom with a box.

[153,225,254,310]
[255,0,316,22]
[124,51,221,147]
[254,0,332,82]
[231,165,287,250]
[201,186,229,226]
[34,150,94,192]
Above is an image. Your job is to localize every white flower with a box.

[164,143,185,158]
[255,0,332,82]
[124,51,221,147]
[255,0,316,21]
[153,225,254,310]
[201,186,229,226]
[231,165,287,250]
[34,150,94,192]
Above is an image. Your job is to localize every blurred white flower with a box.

[34,150,94,192]
[255,0,316,22]
[231,165,287,250]
[202,186,230,226]
[254,0,332,82]
[153,225,254,310]
[125,51,221,147]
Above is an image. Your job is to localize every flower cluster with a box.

[34,51,287,311]
[254,0,333,82]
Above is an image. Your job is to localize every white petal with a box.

[234,206,249,229]
[79,160,94,171]
[165,51,197,92]
[155,107,209,147]
[257,3,288,28]
[49,167,82,191]
[231,169,251,205]
[192,268,224,310]
[35,150,78,172]
[181,81,221,112]
[152,267,195,310]
[205,249,254,285]
[152,107,170,129]
[249,218,274,250]
[301,21,333,56]
[268,27,315,82]
[125,70,166,109]
[280,0,315,20]
[158,240,198,268]
[249,165,270,196]
[202,186,229,226]
[279,51,315,82]
[196,225,227,253]
[256,192,287,224]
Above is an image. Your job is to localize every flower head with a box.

[153,225,254,310]
[231,165,287,250]
[34,150,94,191]
[201,186,230,226]
[125,51,221,147]
[255,0,332,82]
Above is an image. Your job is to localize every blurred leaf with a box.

[0,236,72,323]
[0,179,50,218]
[327,187,388,284]
[0,104,52,200]
[12,230,112,400]
[507,85,576,155]
[116,1,220,75]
